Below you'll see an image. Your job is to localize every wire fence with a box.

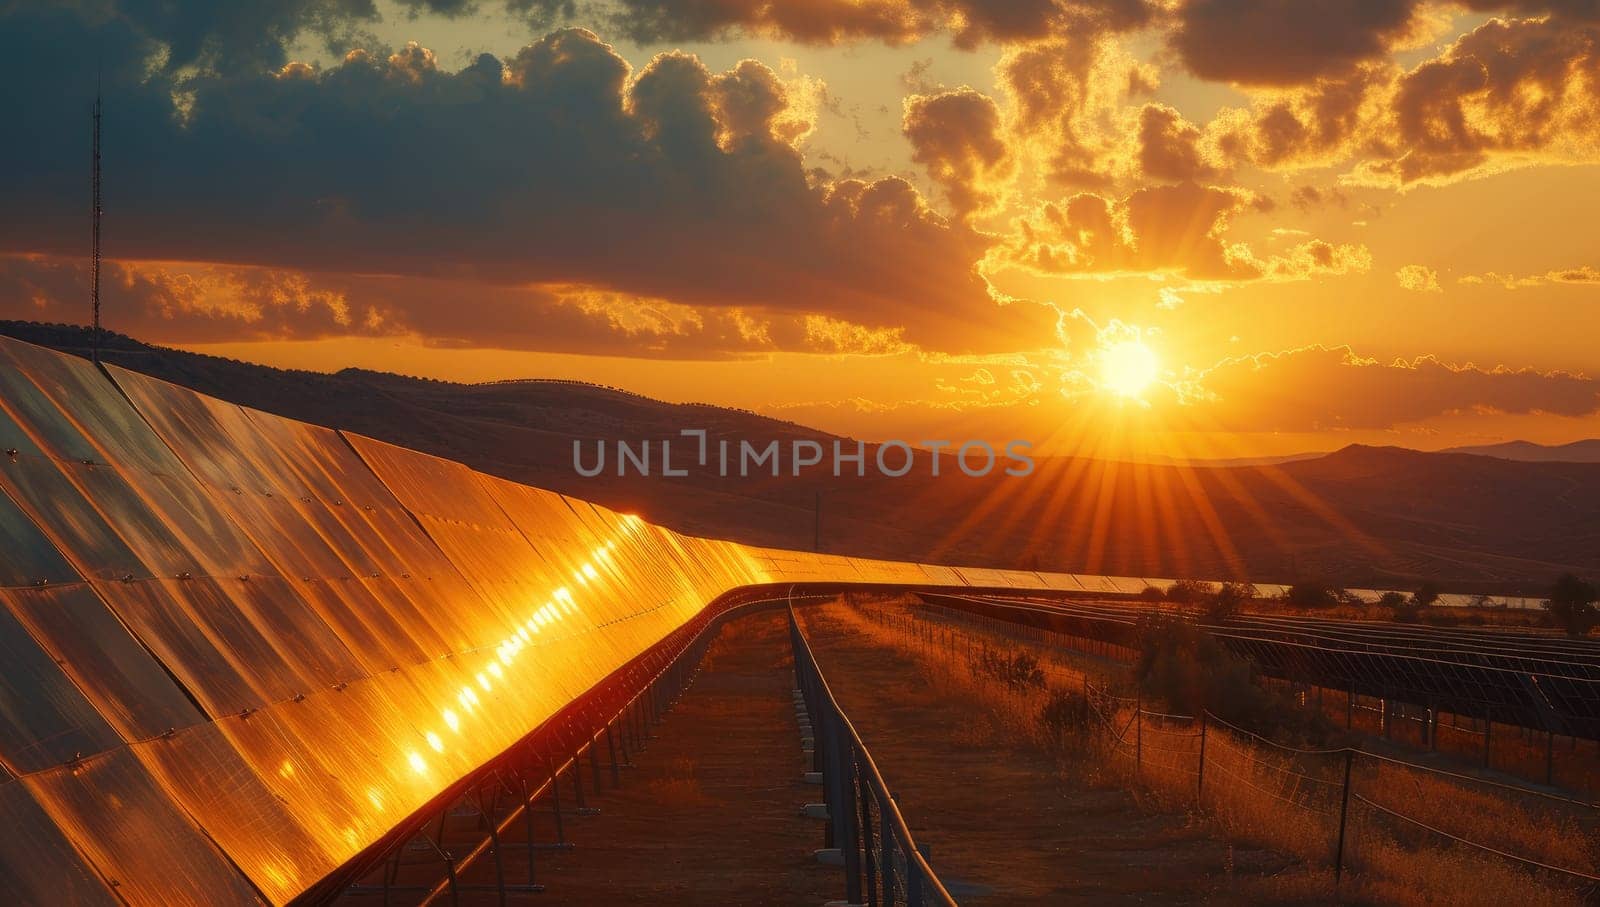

[851,596,1600,902]
[791,605,956,907]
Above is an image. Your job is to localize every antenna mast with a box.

[90,75,103,364]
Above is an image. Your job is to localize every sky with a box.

[2,0,1599,460]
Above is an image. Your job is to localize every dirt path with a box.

[798,604,1314,906]
[532,609,834,905]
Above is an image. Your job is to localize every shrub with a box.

[1283,581,1340,608]
[1138,585,1166,603]
[1203,582,1256,622]
[1543,574,1598,636]
[1413,582,1441,607]
[1378,591,1407,608]
[1036,687,1091,749]
[1133,615,1324,741]
[1165,579,1215,604]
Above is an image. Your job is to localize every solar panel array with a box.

[0,336,816,905]
[938,594,1600,741]
[0,334,1578,905]
[0,335,1131,905]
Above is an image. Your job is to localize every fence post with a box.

[907,843,926,907]
[1196,711,1208,804]
[1333,748,1354,888]
[881,795,895,906]
[838,736,863,906]
[858,773,877,907]
[1135,696,1143,776]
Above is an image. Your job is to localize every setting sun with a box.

[1099,340,1159,398]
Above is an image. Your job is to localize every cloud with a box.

[1206,65,1391,171]
[763,342,1600,443]
[0,13,1058,354]
[993,182,1368,282]
[1549,265,1600,283]
[0,253,923,359]
[1459,264,1600,288]
[1289,185,1349,209]
[902,87,1015,220]
[997,31,1152,188]
[1136,102,1220,182]
[594,0,1154,47]
[1182,345,1600,431]
[1198,14,1600,184]
[1396,264,1441,292]
[1170,0,1421,86]
[1361,16,1600,184]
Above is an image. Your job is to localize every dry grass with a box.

[827,595,1598,907]
[1296,685,1600,798]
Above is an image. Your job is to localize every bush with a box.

[1543,574,1598,636]
[1138,585,1166,603]
[1165,579,1214,604]
[1202,581,1256,622]
[1037,687,1090,748]
[1378,590,1423,622]
[1133,615,1324,741]
[1378,591,1407,608]
[1413,582,1441,607]
[1283,581,1340,608]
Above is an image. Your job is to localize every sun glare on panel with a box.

[1099,339,1160,399]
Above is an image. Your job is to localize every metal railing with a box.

[789,606,957,907]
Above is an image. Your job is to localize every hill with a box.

[5,320,1598,594]
[1441,439,1600,463]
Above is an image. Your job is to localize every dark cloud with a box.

[901,87,1013,220]
[1170,0,1418,86]
[0,253,917,358]
[592,0,1153,48]
[1372,16,1600,183]
[764,344,1600,441]
[1170,1,1596,88]
[1189,345,1600,431]
[0,9,1056,353]
[1208,66,1385,169]
[1136,102,1218,182]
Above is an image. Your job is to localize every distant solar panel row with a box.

[941,594,1600,740]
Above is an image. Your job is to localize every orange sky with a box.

[3,1,1599,458]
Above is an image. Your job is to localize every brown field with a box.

[795,602,1327,904]
[808,595,1600,907]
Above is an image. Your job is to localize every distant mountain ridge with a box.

[4,320,1598,593]
[1441,439,1600,463]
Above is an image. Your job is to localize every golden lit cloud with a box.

[1396,264,1441,293]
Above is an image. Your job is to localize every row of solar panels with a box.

[939,594,1600,740]
[0,336,1194,906]
[0,333,1568,906]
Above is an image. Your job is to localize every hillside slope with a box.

[6,321,1597,593]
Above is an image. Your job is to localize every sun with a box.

[1099,339,1160,398]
